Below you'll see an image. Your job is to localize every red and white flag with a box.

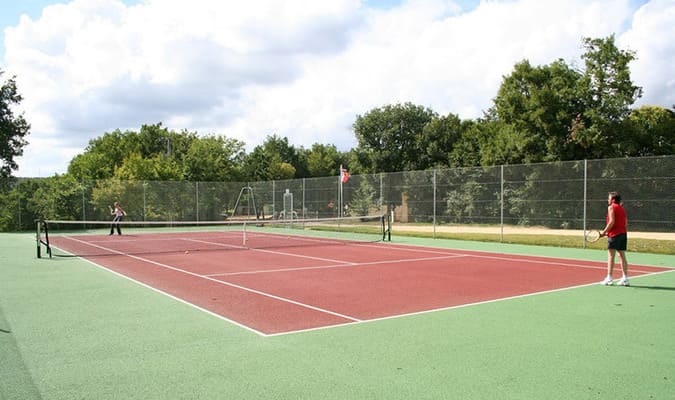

[340,167,350,183]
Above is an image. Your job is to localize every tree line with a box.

[1,35,674,230]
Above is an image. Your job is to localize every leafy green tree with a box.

[347,176,377,216]
[182,135,245,182]
[67,123,194,180]
[304,143,348,177]
[0,182,21,230]
[68,129,137,180]
[354,103,437,173]
[242,146,272,181]
[113,152,183,181]
[261,134,307,177]
[269,160,296,180]
[571,35,643,157]
[448,120,484,167]
[416,113,464,168]
[27,175,85,220]
[488,36,643,163]
[618,105,675,156]
[491,59,585,162]
[476,121,535,165]
[0,71,31,182]
[242,135,306,180]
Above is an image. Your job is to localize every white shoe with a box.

[600,276,613,286]
[617,277,629,286]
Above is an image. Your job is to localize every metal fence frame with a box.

[4,156,674,241]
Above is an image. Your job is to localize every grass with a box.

[391,229,675,255]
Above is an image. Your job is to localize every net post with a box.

[44,220,52,258]
[387,203,395,241]
[383,212,392,241]
[36,219,41,258]
[35,219,52,259]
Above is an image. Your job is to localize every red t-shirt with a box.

[606,202,627,237]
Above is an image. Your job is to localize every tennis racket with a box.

[584,229,601,243]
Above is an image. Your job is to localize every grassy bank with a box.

[392,229,675,255]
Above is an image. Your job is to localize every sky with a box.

[1,0,672,177]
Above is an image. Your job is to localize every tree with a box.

[68,129,128,180]
[448,120,484,167]
[491,59,585,162]
[619,105,675,156]
[270,161,296,180]
[580,35,642,123]
[416,113,464,168]
[242,145,272,181]
[67,123,195,180]
[571,35,643,157]
[347,177,377,216]
[182,135,245,182]
[27,174,84,220]
[488,36,643,162]
[0,70,30,181]
[353,103,437,173]
[475,121,534,166]
[305,143,345,177]
[113,152,183,181]
[242,135,305,181]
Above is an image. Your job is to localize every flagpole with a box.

[338,164,343,218]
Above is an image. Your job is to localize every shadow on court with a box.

[629,285,675,291]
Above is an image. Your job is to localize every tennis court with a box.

[39,221,670,335]
[3,226,674,399]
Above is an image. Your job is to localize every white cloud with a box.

[619,0,675,108]
[3,0,672,177]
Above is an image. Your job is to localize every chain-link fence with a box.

[2,156,673,235]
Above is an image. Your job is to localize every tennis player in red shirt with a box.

[599,192,629,286]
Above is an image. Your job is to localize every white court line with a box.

[62,236,363,326]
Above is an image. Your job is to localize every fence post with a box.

[433,169,437,239]
[380,172,383,208]
[583,159,588,248]
[143,181,147,222]
[500,164,504,242]
[196,182,199,221]
[18,189,21,229]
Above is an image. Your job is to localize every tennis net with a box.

[36,215,391,258]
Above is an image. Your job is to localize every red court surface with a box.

[48,232,670,335]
